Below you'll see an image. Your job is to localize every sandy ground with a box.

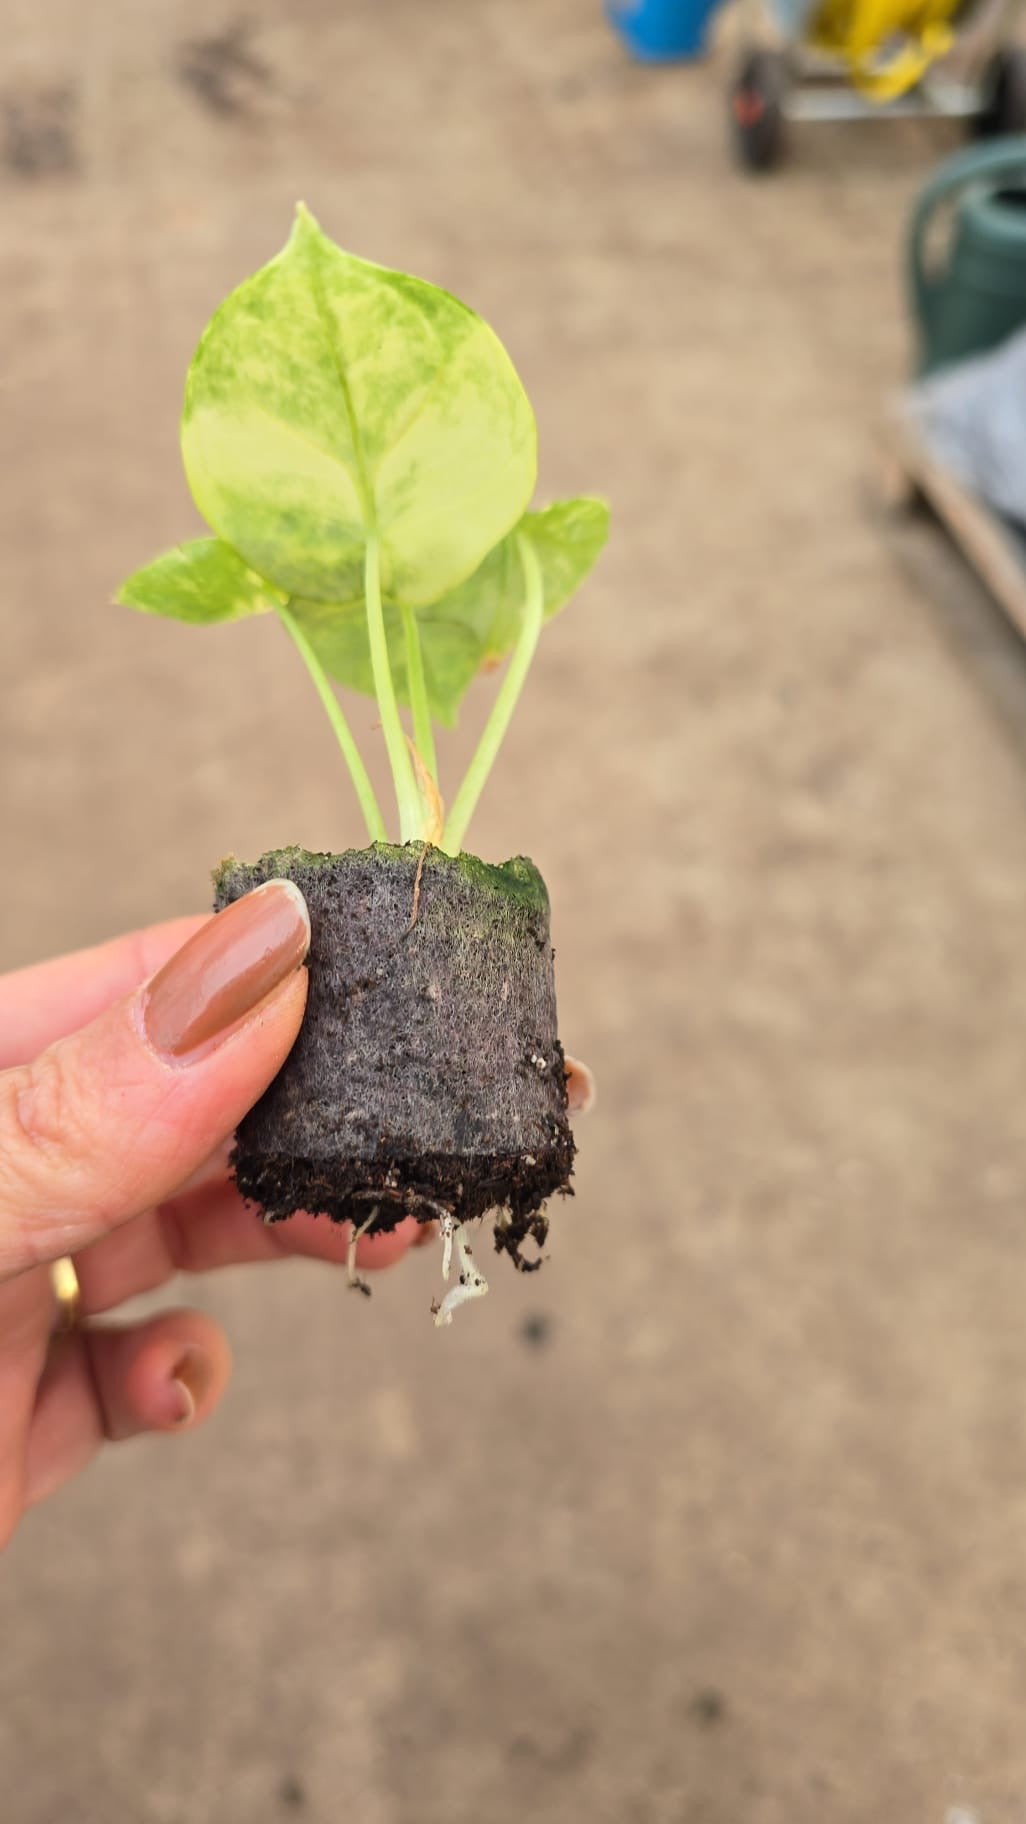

[3,2,1026,1820]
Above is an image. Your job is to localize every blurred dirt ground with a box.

[4,2,1026,1821]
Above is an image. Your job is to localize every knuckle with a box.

[4,1048,74,1165]
[0,1045,94,1215]
[0,1046,108,1273]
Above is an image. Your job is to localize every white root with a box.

[439,1212,455,1281]
[347,1207,377,1297]
[432,1223,488,1327]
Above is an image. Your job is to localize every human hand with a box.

[0,883,416,1549]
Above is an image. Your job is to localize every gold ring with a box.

[50,1256,81,1333]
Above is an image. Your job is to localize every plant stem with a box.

[442,533,544,857]
[364,535,422,842]
[276,602,387,844]
[400,602,438,784]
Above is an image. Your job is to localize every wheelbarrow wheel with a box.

[974,46,1026,137]
[730,50,786,172]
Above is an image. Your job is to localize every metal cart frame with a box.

[729,0,1026,166]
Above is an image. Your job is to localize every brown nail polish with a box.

[170,1345,210,1425]
[143,880,310,1060]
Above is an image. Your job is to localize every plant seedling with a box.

[118,206,607,1325]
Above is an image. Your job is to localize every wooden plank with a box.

[885,401,1026,643]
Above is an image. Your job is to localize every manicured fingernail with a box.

[143,881,310,1061]
[169,1346,210,1426]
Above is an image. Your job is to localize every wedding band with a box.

[50,1256,81,1333]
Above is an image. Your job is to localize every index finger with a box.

[0,916,207,1068]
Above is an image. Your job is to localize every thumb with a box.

[0,881,310,1279]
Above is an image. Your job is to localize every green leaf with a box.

[292,595,483,727]
[294,495,609,728]
[181,205,537,609]
[442,495,611,664]
[116,538,283,624]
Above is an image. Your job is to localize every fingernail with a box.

[143,880,310,1061]
[169,1346,211,1426]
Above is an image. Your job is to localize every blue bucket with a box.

[605,0,720,59]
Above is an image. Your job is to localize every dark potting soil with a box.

[214,845,574,1267]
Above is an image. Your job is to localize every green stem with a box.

[277,602,387,844]
[365,536,421,842]
[442,534,544,856]
[401,602,438,785]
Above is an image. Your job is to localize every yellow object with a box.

[810,0,960,95]
[50,1256,81,1332]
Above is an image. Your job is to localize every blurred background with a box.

[4,0,1026,1819]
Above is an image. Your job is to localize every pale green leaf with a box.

[116,538,282,624]
[439,495,610,663]
[294,495,609,728]
[181,205,537,608]
[293,595,483,729]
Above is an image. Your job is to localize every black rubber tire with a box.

[730,50,787,172]
[973,46,1026,137]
